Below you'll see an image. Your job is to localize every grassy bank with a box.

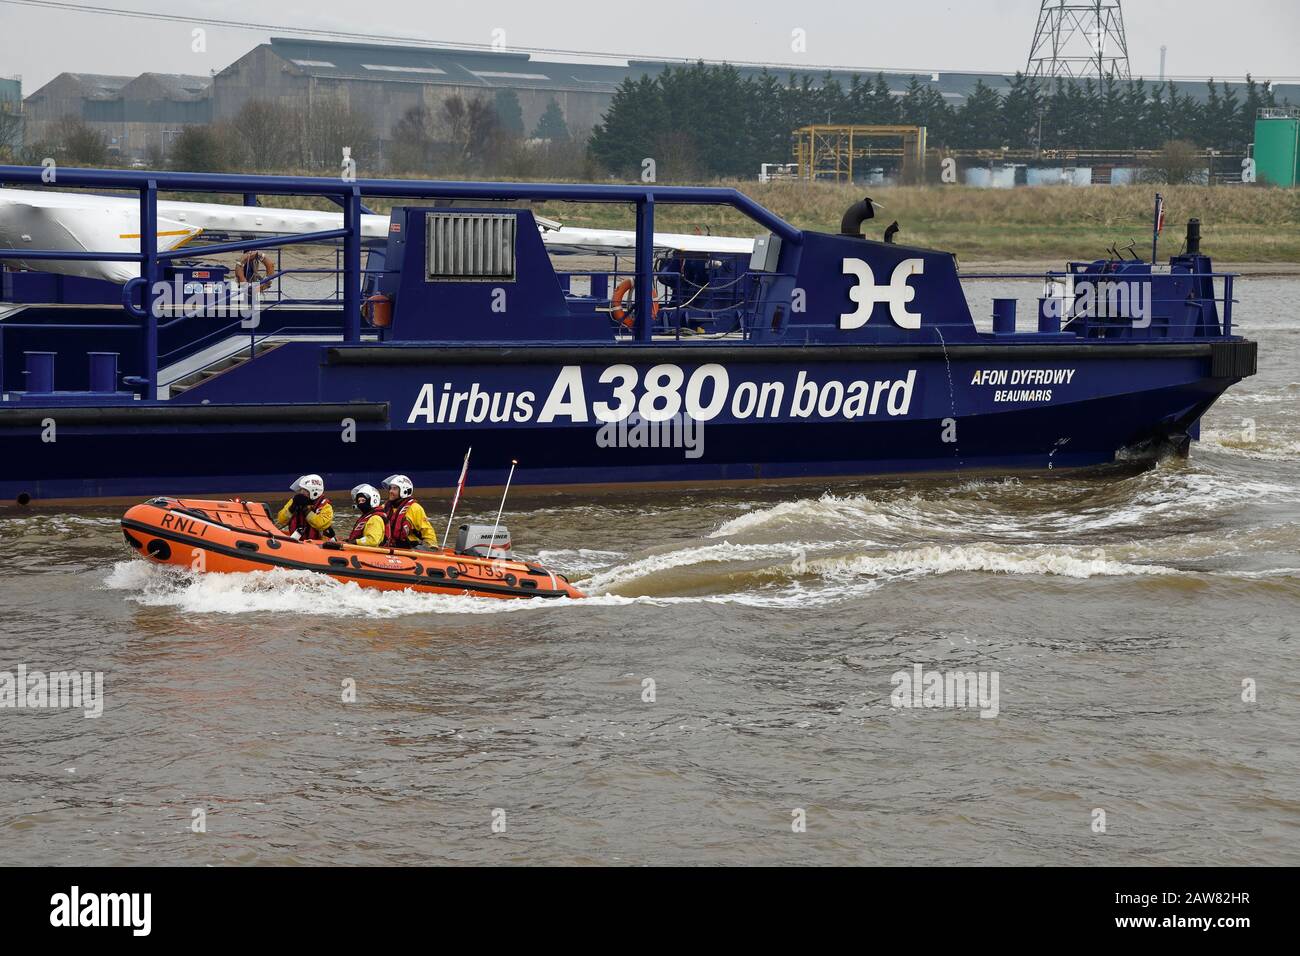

[527,183,1300,264]
[149,174,1299,264]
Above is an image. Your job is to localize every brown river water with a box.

[1,278,1297,865]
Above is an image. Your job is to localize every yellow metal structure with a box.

[793,125,928,183]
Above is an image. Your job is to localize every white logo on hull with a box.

[840,257,925,330]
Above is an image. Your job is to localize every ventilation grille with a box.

[426,213,517,282]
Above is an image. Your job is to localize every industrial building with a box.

[22,72,211,159]
[22,73,131,149]
[90,73,213,159]
[0,76,21,155]
[213,37,627,144]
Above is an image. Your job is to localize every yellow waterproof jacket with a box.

[352,513,386,547]
[276,497,334,535]
[387,499,438,547]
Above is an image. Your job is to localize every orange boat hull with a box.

[120,497,585,600]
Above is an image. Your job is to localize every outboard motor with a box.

[456,523,513,559]
[839,197,877,237]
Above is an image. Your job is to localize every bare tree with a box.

[389,105,436,174]
[170,123,233,172]
[303,95,375,173]
[439,94,502,172]
[19,139,56,165]
[655,130,702,183]
[52,115,108,165]
[497,136,588,180]
[1143,139,1207,185]
[229,99,297,171]
[0,106,22,160]
[143,140,166,169]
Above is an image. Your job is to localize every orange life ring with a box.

[235,251,276,291]
[362,293,393,328]
[610,278,659,328]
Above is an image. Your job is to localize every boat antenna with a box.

[488,460,517,561]
[1150,192,1165,265]
[443,446,472,550]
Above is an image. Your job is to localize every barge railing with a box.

[0,164,804,399]
[958,271,1238,337]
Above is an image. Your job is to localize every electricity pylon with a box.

[1026,1,1132,81]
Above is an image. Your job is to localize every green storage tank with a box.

[1254,108,1300,188]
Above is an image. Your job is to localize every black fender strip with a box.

[1209,339,1257,378]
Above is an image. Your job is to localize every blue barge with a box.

[0,166,1257,501]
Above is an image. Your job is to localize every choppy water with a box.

[1,279,1297,865]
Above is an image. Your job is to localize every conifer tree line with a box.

[588,64,1288,179]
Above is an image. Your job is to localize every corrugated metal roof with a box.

[201,36,1300,106]
[253,39,1078,101]
[120,73,212,101]
[53,73,133,99]
[264,37,631,93]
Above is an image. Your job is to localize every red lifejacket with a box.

[384,498,416,548]
[347,510,376,543]
[287,495,332,540]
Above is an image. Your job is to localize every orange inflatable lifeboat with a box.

[120,497,585,600]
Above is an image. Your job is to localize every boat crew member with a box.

[347,483,386,547]
[276,474,334,540]
[381,474,438,550]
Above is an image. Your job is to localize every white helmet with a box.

[290,474,325,500]
[381,474,414,498]
[351,483,381,510]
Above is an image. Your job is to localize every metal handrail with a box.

[0,163,806,395]
[958,271,1242,280]
[0,165,802,242]
[958,269,1238,336]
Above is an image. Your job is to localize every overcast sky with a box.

[1,0,1297,92]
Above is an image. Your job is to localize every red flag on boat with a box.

[1150,193,1167,264]
[451,447,471,511]
[442,447,472,547]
